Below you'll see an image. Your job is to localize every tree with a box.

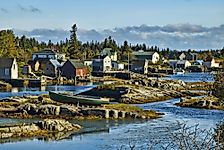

[0,30,17,57]
[67,24,81,59]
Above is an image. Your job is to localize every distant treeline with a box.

[0,24,223,62]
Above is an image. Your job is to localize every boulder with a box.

[38,105,60,115]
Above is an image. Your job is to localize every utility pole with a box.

[128,50,130,72]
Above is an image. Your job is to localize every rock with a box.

[38,105,60,115]
[9,126,22,133]
[0,133,13,138]
[38,96,44,102]
[0,119,81,140]
[17,103,38,115]
[36,119,81,132]
[20,124,39,132]
[177,80,186,86]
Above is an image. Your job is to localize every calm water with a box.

[164,72,214,82]
[0,73,223,149]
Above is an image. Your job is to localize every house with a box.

[203,58,220,68]
[112,61,125,70]
[168,60,191,69]
[35,58,49,70]
[22,65,32,75]
[0,58,18,79]
[192,60,204,66]
[92,55,112,72]
[27,60,40,71]
[168,60,178,68]
[132,50,160,64]
[131,60,149,74]
[186,53,198,61]
[44,59,62,77]
[61,59,88,79]
[179,53,186,60]
[32,49,66,61]
[176,60,191,69]
[101,48,117,61]
[84,60,93,67]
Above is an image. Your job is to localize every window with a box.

[4,69,9,76]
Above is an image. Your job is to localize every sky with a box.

[0,0,224,49]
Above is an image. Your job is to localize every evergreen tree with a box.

[67,24,81,59]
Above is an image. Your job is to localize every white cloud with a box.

[13,24,224,49]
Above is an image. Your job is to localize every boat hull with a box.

[49,91,109,105]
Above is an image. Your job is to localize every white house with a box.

[203,58,220,68]
[0,58,18,79]
[132,50,160,64]
[92,55,112,72]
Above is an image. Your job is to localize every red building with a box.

[61,59,88,79]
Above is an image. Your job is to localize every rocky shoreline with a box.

[88,73,209,104]
[0,94,160,120]
[0,119,81,140]
[175,96,224,110]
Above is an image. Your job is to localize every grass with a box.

[104,103,143,112]
[104,103,161,119]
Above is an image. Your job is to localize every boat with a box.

[49,91,110,105]
[174,68,185,75]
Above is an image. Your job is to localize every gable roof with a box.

[0,58,15,68]
[49,59,61,68]
[68,59,86,68]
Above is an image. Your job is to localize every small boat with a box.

[174,68,185,75]
[49,91,110,105]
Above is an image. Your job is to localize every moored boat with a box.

[49,91,110,105]
[174,68,185,75]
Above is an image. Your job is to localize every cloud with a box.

[13,24,224,49]
[0,8,8,13]
[14,29,69,42]
[18,4,41,13]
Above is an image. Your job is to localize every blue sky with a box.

[0,0,224,49]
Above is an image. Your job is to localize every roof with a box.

[101,48,116,56]
[49,59,61,68]
[0,58,15,68]
[177,60,190,64]
[93,55,110,59]
[69,59,86,68]
[132,50,157,56]
[33,49,56,55]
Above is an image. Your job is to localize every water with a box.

[0,73,223,149]
[0,84,96,99]
[0,97,223,149]
[163,72,215,82]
